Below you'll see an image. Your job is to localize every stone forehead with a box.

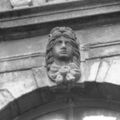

[50,27,73,33]
[48,26,77,42]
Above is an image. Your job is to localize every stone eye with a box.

[56,40,62,44]
[65,41,71,45]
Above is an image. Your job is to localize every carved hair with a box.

[45,27,80,71]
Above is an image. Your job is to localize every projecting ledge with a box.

[0,0,120,28]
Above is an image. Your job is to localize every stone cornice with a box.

[82,40,120,60]
[1,0,120,40]
[0,0,120,21]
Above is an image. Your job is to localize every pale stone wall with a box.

[1,23,120,109]
[0,0,11,11]
[0,0,76,11]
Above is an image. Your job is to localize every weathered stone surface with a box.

[32,67,56,87]
[47,0,68,4]
[0,35,47,73]
[0,0,11,11]
[32,0,46,6]
[78,59,101,83]
[45,27,81,84]
[80,56,120,86]
[0,89,14,110]
[85,43,120,59]
[97,57,120,85]
[2,23,119,63]
[83,115,117,120]
[2,1,120,29]
[0,70,37,98]
[0,36,47,59]
[10,0,32,8]
[47,0,80,4]
[78,24,120,45]
[96,60,110,83]
[78,24,120,60]
[0,56,45,73]
[1,1,120,118]
[30,55,120,86]
[1,24,120,85]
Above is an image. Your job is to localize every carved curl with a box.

[45,27,80,71]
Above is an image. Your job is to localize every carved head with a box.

[46,27,80,71]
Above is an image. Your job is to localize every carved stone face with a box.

[53,36,73,60]
[46,27,81,84]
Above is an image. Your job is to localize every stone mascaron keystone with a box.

[45,27,81,85]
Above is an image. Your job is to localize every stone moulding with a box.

[10,0,32,8]
[1,0,120,27]
[0,0,120,42]
[82,40,120,60]
[0,52,45,73]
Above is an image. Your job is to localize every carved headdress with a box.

[46,27,80,71]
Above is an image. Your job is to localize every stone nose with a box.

[61,41,66,48]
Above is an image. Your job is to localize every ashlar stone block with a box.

[47,0,68,4]
[77,59,101,83]
[10,0,32,8]
[0,89,14,110]
[0,70,37,98]
[103,58,120,85]
[32,0,46,6]
[32,66,56,88]
[87,60,100,82]
[94,56,120,85]
[96,60,110,83]
[0,0,11,11]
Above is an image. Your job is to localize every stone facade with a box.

[1,0,120,119]
[10,0,32,8]
[0,0,74,10]
[1,21,120,111]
